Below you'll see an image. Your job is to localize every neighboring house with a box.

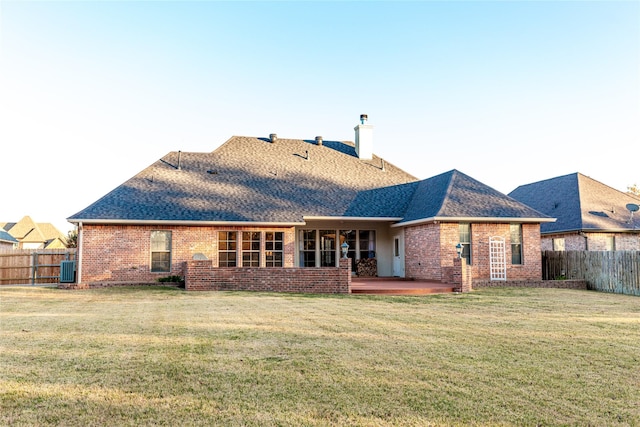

[0,230,18,250]
[1,216,67,249]
[68,116,553,289]
[509,172,640,251]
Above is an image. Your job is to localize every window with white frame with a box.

[459,223,471,265]
[552,238,565,251]
[218,231,237,267]
[300,230,316,267]
[319,230,336,267]
[510,224,523,265]
[150,231,172,272]
[265,231,284,267]
[242,231,261,267]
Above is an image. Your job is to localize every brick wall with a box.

[185,258,351,293]
[404,223,441,281]
[79,224,295,285]
[404,222,543,283]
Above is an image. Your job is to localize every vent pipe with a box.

[177,150,182,170]
[270,133,278,143]
[315,136,323,146]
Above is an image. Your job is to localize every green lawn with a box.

[1,286,639,426]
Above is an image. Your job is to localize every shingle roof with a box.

[6,216,38,239]
[400,170,551,224]
[69,136,418,223]
[509,172,640,234]
[0,230,18,244]
[69,135,551,225]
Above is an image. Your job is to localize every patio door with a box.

[392,233,404,277]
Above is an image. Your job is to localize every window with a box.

[359,230,376,259]
[605,236,615,251]
[510,224,523,265]
[265,231,284,267]
[218,231,237,267]
[150,231,172,272]
[300,230,316,267]
[552,238,565,251]
[459,223,471,265]
[242,232,261,267]
[319,230,336,267]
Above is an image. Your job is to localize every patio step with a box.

[351,277,455,295]
[351,286,454,295]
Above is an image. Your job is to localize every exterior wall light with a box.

[341,242,349,259]
[455,243,462,259]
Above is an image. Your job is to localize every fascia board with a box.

[67,219,305,227]
[391,216,557,228]
[303,216,403,222]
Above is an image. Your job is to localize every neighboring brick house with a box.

[68,116,553,291]
[509,173,640,251]
[1,216,66,250]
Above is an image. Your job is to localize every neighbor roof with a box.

[69,136,552,225]
[0,230,18,244]
[509,172,640,234]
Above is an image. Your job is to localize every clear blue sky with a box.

[1,1,638,234]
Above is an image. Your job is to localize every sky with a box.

[1,0,638,235]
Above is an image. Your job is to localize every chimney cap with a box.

[360,114,368,124]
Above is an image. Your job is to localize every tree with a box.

[65,229,78,248]
[628,184,640,197]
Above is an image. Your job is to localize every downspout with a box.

[77,222,83,284]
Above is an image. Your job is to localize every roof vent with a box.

[270,133,278,143]
[315,136,323,146]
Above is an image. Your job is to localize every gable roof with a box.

[2,216,66,242]
[6,216,39,239]
[509,172,640,234]
[69,135,552,226]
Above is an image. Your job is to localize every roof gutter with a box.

[303,216,403,222]
[67,219,305,227]
[542,227,639,235]
[391,216,557,228]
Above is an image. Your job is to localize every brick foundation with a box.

[472,279,587,290]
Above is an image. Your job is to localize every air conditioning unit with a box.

[60,260,76,283]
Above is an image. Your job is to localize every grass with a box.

[1,286,639,426]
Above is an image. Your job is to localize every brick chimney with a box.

[354,114,373,160]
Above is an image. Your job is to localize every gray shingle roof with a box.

[69,136,551,225]
[400,170,551,224]
[509,172,640,233]
[0,230,18,244]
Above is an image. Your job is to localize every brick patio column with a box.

[339,257,352,293]
[452,257,472,292]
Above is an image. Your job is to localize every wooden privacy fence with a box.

[542,251,640,296]
[0,249,76,285]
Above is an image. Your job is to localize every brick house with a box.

[68,116,553,292]
[509,173,640,251]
